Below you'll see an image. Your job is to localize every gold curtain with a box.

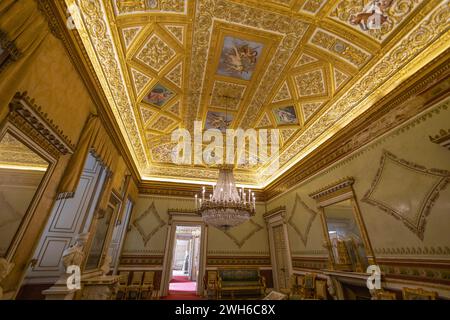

[0,0,49,121]
[57,114,119,199]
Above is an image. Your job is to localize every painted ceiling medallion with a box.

[362,151,450,240]
[143,83,175,108]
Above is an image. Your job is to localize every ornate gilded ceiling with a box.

[68,0,450,187]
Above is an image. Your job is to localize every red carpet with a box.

[170,276,190,283]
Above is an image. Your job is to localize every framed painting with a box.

[205,111,234,132]
[143,83,175,107]
[273,106,298,125]
[217,36,263,81]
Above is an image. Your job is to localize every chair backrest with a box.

[219,269,259,282]
[304,273,316,289]
[118,271,130,286]
[402,287,437,300]
[143,271,155,285]
[315,280,327,299]
[131,271,144,286]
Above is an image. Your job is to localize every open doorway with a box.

[169,226,201,295]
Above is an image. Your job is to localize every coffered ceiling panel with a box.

[69,0,449,187]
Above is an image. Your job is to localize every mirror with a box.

[0,132,49,257]
[85,193,121,270]
[310,178,375,272]
[323,199,368,272]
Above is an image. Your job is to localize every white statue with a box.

[62,233,89,270]
[0,259,15,300]
[325,276,338,300]
[100,255,112,276]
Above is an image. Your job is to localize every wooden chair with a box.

[372,289,397,300]
[402,287,437,300]
[315,279,327,300]
[116,271,130,300]
[140,271,155,300]
[204,271,218,299]
[302,273,316,299]
[127,271,144,300]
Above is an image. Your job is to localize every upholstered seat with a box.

[217,269,266,299]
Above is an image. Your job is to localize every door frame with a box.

[160,210,207,297]
[263,207,293,291]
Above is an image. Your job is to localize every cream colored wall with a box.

[16,35,94,144]
[122,195,269,258]
[267,100,450,261]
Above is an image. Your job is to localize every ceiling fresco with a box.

[68,0,450,187]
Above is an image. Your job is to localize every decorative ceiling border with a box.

[362,150,450,240]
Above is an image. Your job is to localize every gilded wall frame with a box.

[309,178,376,271]
[0,93,73,262]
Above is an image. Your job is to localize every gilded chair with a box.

[302,273,316,299]
[116,271,130,300]
[204,271,218,299]
[372,289,397,300]
[315,279,327,300]
[140,271,155,300]
[402,287,437,300]
[127,271,144,300]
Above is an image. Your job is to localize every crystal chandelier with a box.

[195,166,256,230]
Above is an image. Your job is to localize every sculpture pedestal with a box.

[81,275,120,300]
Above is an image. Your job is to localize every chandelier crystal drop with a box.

[195,166,256,230]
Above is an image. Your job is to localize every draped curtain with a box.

[0,0,49,121]
[57,115,119,202]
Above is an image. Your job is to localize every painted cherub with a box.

[350,0,393,31]
[225,45,245,73]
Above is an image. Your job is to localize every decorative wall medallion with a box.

[133,202,166,245]
[363,151,450,240]
[288,194,318,246]
[222,219,264,248]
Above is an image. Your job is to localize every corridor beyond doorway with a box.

[168,226,201,296]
